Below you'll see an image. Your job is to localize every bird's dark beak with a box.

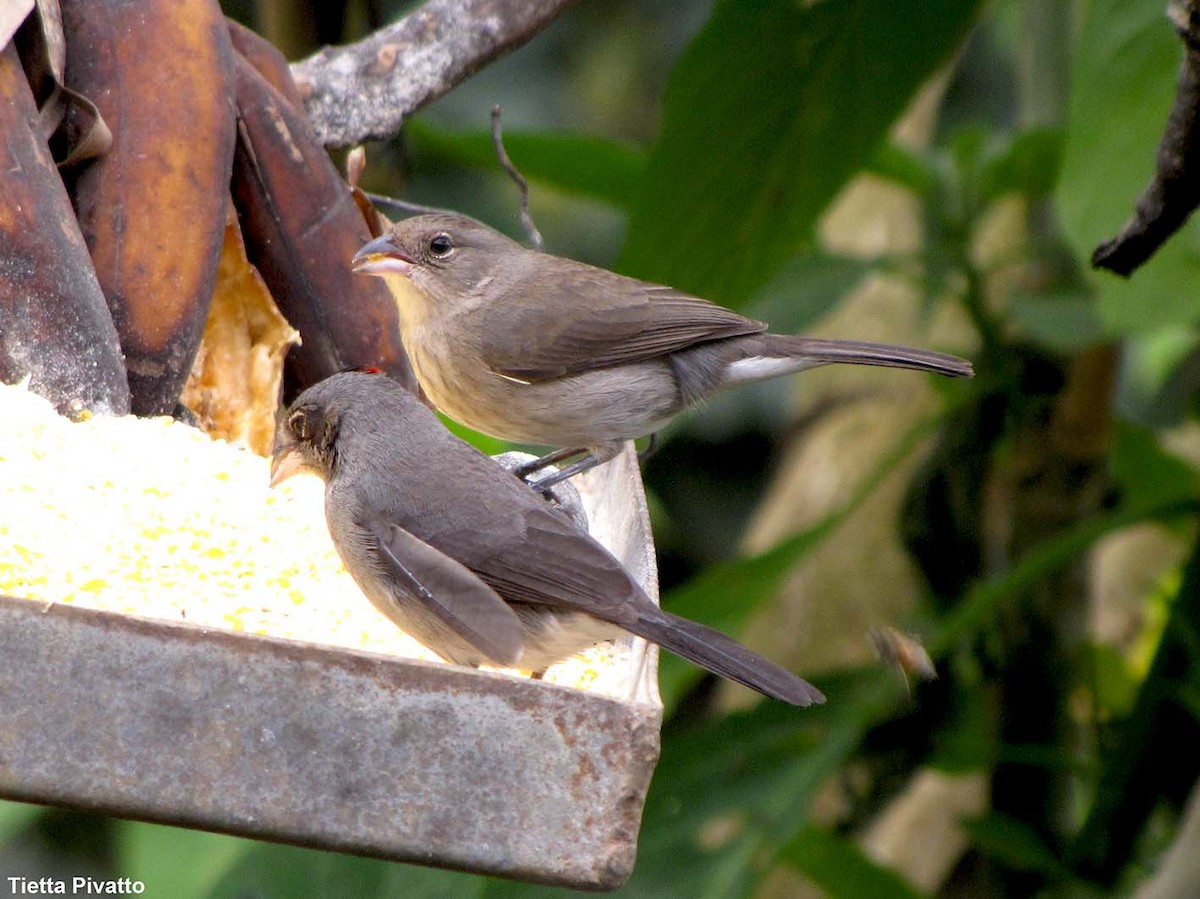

[269,443,305,488]
[352,234,415,276]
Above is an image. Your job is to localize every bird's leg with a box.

[512,445,588,480]
[638,432,662,464]
[526,452,602,491]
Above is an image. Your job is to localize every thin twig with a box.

[363,192,460,218]
[491,105,544,251]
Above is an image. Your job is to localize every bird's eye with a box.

[288,409,309,440]
[429,233,454,257]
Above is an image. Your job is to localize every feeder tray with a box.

[0,436,663,891]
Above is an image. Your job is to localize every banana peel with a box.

[16,0,111,167]
[2,11,415,421]
[230,51,418,400]
[0,40,130,417]
[226,17,304,110]
[62,0,237,416]
[181,204,299,456]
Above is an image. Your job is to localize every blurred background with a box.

[6,0,1200,894]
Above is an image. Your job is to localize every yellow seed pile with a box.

[0,382,633,700]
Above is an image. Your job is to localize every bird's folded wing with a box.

[368,520,525,666]
[465,508,645,626]
[475,269,766,381]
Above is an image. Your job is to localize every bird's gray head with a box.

[269,372,426,487]
[351,212,526,303]
[269,382,344,487]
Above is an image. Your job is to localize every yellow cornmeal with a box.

[0,382,630,699]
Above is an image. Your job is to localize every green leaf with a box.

[746,252,877,335]
[117,823,491,899]
[780,826,928,899]
[437,413,515,456]
[117,822,253,899]
[927,681,997,773]
[658,414,942,710]
[979,128,1064,204]
[947,127,990,219]
[1058,0,1200,333]
[619,669,901,899]
[1111,421,1198,508]
[1118,327,1200,421]
[379,862,488,899]
[964,812,1074,880]
[1087,641,1140,718]
[867,143,939,198]
[1008,288,1103,351]
[1096,240,1200,335]
[1070,530,1200,879]
[405,121,646,210]
[618,0,986,306]
[932,498,1200,656]
[0,800,44,844]
[204,844,411,899]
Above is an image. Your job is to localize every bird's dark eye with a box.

[288,409,310,440]
[429,233,454,257]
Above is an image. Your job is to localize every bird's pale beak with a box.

[352,234,416,276]
[269,444,305,488]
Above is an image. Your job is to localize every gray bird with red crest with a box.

[271,371,824,706]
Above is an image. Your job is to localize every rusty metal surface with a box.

[0,445,663,890]
[0,596,661,889]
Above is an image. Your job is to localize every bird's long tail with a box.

[630,609,824,707]
[720,334,973,385]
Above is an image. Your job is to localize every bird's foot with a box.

[511,446,587,481]
[526,453,601,491]
[637,432,661,464]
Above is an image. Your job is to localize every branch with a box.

[1092,0,1200,277]
[491,105,544,250]
[290,0,580,148]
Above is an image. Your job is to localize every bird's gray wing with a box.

[366,519,525,666]
[442,501,648,625]
[473,261,766,382]
[459,507,826,706]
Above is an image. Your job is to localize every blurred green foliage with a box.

[8,0,1200,895]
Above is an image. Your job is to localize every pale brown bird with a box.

[353,213,973,487]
